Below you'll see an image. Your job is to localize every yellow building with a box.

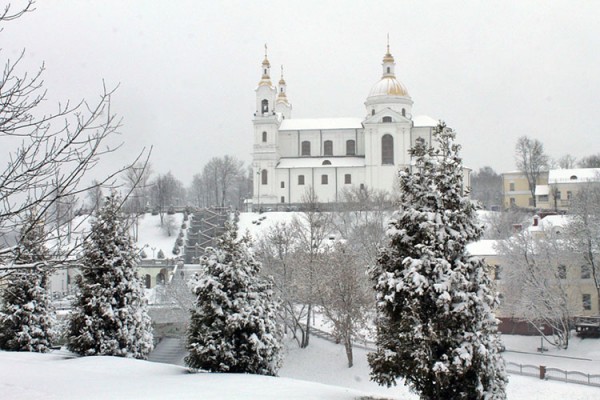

[501,171,548,210]
[535,168,600,211]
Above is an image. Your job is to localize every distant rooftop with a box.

[279,118,363,131]
[549,168,600,184]
[412,115,438,127]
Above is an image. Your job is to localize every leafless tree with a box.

[150,172,184,226]
[333,185,389,267]
[578,153,600,168]
[497,229,575,348]
[291,187,333,348]
[0,1,149,276]
[515,136,549,208]
[554,154,578,169]
[481,210,530,240]
[317,242,373,367]
[470,166,503,210]
[565,181,600,313]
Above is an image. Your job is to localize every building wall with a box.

[502,171,549,209]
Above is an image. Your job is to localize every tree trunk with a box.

[344,335,353,368]
[302,303,312,348]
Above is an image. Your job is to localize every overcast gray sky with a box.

[3,0,600,185]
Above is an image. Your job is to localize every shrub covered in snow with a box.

[0,212,54,352]
[368,123,507,399]
[186,222,283,375]
[67,192,153,359]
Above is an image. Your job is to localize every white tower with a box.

[252,45,279,209]
[363,41,414,191]
[275,66,292,119]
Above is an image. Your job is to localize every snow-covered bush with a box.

[368,123,507,399]
[0,213,54,352]
[67,192,153,359]
[185,223,283,375]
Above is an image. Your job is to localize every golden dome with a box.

[262,57,270,67]
[368,76,409,97]
[383,52,394,63]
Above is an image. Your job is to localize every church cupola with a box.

[365,37,413,118]
[275,65,292,119]
[258,44,273,87]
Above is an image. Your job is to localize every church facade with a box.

[252,45,450,210]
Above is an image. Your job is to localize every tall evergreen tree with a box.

[186,223,282,376]
[368,123,507,399]
[67,192,153,359]
[0,212,54,352]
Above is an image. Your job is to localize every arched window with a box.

[324,140,333,156]
[322,160,331,165]
[301,141,311,156]
[386,67,390,74]
[346,140,356,155]
[382,116,392,123]
[262,131,267,142]
[371,109,375,116]
[261,169,268,185]
[382,134,394,165]
[261,99,269,113]
[145,274,151,289]
[402,108,406,117]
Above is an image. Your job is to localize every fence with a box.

[506,361,600,388]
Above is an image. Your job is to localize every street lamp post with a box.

[256,169,261,212]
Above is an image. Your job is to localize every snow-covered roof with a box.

[412,115,438,127]
[276,157,366,169]
[466,240,499,256]
[549,168,600,184]
[279,118,363,131]
[535,185,549,196]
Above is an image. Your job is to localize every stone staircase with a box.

[148,336,187,366]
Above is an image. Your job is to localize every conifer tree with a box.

[368,123,507,399]
[0,212,54,352]
[67,192,153,358]
[186,222,282,375]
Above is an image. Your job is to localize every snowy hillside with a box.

[2,335,600,399]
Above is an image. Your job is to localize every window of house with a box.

[570,175,578,181]
[281,196,285,203]
[324,140,333,156]
[301,141,311,156]
[280,181,285,188]
[494,265,501,280]
[346,140,356,156]
[262,131,267,142]
[558,265,567,279]
[322,160,331,165]
[261,169,268,185]
[555,190,561,200]
[382,134,394,164]
[382,116,392,123]
[539,195,548,202]
[298,175,305,185]
[371,109,375,116]
[583,294,592,310]
[567,191,573,200]
[261,99,269,113]
[582,265,591,279]
[345,174,351,184]
[510,197,516,206]
[321,174,328,185]
[509,182,515,191]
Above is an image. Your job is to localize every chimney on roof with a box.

[533,215,540,227]
[512,224,523,233]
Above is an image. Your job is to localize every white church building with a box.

[252,45,459,210]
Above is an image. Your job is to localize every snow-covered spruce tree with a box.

[67,192,153,358]
[368,123,507,399]
[0,212,54,352]
[185,222,282,375]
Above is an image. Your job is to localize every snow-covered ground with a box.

[2,334,599,399]
[135,213,184,258]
